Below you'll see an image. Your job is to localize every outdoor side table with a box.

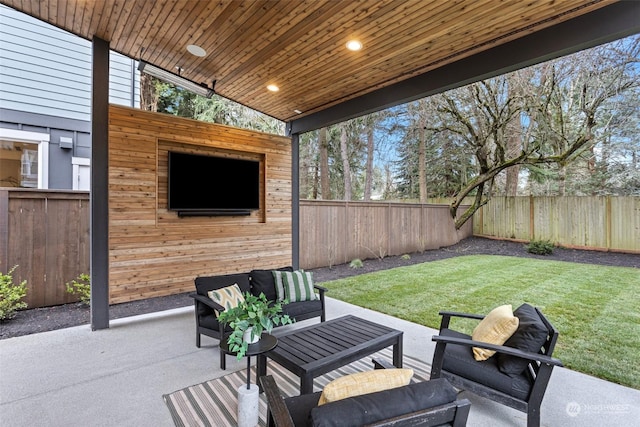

[220,333,277,427]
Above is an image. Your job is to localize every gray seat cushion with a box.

[282,300,323,318]
[441,328,532,400]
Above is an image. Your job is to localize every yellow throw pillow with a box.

[318,368,413,405]
[472,304,519,361]
[207,283,245,315]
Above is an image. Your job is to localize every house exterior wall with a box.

[0,4,139,190]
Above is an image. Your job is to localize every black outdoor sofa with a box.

[190,267,327,369]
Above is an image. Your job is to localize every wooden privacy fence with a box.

[0,189,90,308]
[299,200,473,269]
[474,196,640,253]
[4,192,637,309]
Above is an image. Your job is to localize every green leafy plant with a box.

[218,292,294,359]
[401,254,411,260]
[349,258,364,269]
[66,273,91,305]
[0,265,28,321]
[526,239,554,255]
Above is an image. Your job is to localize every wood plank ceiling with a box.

[0,0,618,122]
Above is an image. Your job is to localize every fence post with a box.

[529,195,535,241]
[0,190,8,269]
[606,196,612,251]
[387,202,391,258]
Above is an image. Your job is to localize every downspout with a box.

[130,58,137,107]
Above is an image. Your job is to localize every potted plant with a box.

[218,292,294,359]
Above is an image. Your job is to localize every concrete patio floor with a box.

[1,297,638,427]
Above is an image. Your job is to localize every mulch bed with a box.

[1,237,637,340]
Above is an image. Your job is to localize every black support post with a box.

[291,133,300,270]
[90,37,110,330]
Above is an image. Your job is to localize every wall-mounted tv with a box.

[168,151,260,217]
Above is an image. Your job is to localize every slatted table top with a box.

[258,315,403,394]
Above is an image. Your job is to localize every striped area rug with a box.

[163,348,431,427]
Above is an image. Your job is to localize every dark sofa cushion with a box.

[310,378,457,427]
[282,300,323,319]
[249,267,293,301]
[441,329,531,401]
[498,303,549,376]
[194,273,251,317]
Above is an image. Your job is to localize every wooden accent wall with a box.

[108,105,291,304]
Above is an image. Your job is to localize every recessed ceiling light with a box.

[267,84,280,92]
[346,40,363,51]
[186,44,207,57]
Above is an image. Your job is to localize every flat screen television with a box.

[168,151,260,216]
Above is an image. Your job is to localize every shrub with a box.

[401,254,411,260]
[349,258,364,269]
[66,273,91,305]
[526,239,554,255]
[0,265,28,321]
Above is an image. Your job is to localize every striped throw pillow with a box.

[207,283,245,315]
[271,270,287,301]
[281,270,318,302]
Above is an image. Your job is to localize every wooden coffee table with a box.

[257,315,403,394]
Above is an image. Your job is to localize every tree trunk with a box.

[340,124,352,200]
[319,127,330,199]
[505,118,521,196]
[364,125,375,200]
[299,155,310,199]
[558,164,567,196]
[418,126,427,203]
[312,162,319,199]
[139,73,158,111]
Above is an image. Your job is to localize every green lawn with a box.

[321,255,640,389]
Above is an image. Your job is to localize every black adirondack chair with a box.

[430,304,562,427]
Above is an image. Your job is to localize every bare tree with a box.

[437,36,639,228]
[432,78,520,227]
[505,75,524,196]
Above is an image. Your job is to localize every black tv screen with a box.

[168,151,260,215]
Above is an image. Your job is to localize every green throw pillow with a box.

[271,270,287,302]
[281,270,318,302]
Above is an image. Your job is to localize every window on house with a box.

[1,141,37,187]
[0,129,49,189]
[20,147,38,187]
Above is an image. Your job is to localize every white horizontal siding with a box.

[109,52,138,108]
[0,5,139,121]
